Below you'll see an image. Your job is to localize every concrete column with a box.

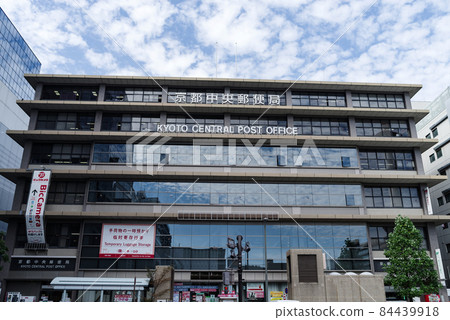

[404,92,412,109]
[20,141,32,169]
[409,118,418,138]
[414,148,425,175]
[427,222,449,302]
[98,84,106,101]
[224,87,230,95]
[345,90,352,108]
[28,110,38,130]
[12,180,26,210]
[94,111,103,131]
[285,89,292,106]
[419,183,429,215]
[162,86,168,103]
[224,113,231,126]
[287,114,294,128]
[160,112,167,125]
[348,117,357,137]
[34,84,43,100]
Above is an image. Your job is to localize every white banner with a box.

[424,187,433,215]
[99,224,156,258]
[25,170,51,243]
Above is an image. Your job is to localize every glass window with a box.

[355,119,410,137]
[294,117,349,136]
[36,112,95,131]
[105,87,162,102]
[42,86,98,101]
[292,92,346,107]
[352,93,404,109]
[30,143,90,165]
[432,128,438,138]
[359,150,415,170]
[365,187,421,208]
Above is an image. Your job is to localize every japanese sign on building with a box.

[169,92,283,106]
[25,170,51,243]
[10,257,76,271]
[99,224,156,258]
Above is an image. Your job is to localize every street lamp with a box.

[227,235,250,302]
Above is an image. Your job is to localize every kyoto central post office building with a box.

[0,75,448,302]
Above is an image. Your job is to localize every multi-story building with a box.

[0,8,41,212]
[416,87,450,297]
[0,75,449,302]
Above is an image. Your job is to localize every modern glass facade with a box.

[0,8,40,211]
[0,8,40,100]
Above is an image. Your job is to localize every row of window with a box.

[437,193,450,206]
[80,222,370,271]
[369,226,428,250]
[425,128,438,139]
[364,187,421,208]
[40,86,405,109]
[30,180,422,209]
[92,144,358,168]
[30,142,416,171]
[14,221,428,271]
[87,181,363,206]
[35,111,412,137]
[429,147,443,163]
[352,94,405,109]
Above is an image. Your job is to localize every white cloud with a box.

[1,0,450,100]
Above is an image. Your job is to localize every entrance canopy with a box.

[50,277,149,291]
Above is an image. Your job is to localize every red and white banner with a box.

[247,283,264,299]
[25,170,51,243]
[99,224,156,258]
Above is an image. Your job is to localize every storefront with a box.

[49,277,149,302]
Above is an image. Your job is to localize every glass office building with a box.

[0,75,449,302]
[0,8,41,211]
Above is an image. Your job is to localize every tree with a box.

[0,231,9,271]
[145,266,173,302]
[384,215,441,301]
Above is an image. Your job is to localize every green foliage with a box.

[0,231,9,271]
[384,216,441,301]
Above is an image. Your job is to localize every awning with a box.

[50,277,149,291]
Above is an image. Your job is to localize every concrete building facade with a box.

[0,75,449,302]
[416,87,450,296]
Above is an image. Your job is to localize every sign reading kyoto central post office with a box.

[99,224,156,258]
[157,124,299,135]
[25,170,51,243]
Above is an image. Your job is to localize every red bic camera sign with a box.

[99,224,156,258]
[25,170,51,243]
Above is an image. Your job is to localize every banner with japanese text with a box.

[25,170,51,243]
[99,224,156,258]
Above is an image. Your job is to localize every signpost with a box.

[99,224,156,258]
[25,170,51,243]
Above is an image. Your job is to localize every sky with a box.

[1,0,450,101]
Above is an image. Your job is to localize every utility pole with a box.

[227,235,250,302]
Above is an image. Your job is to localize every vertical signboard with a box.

[424,187,433,215]
[99,224,156,258]
[25,170,51,243]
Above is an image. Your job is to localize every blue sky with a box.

[2,0,450,100]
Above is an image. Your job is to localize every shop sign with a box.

[270,291,284,301]
[10,257,76,271]
[247,283,264,299]
[25,170,51,243]
[99,224,156,258]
